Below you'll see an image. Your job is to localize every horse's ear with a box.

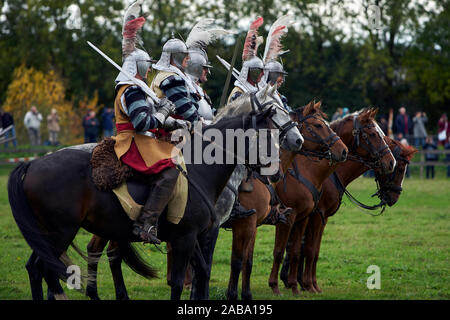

[304,100,315,116]
[371,107,379,119]
[358,108,371,123]
[314,101,322,110]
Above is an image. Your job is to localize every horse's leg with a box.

[280,236,292,288]
[312,219,327,293]
[25,252,44,300]
[86,235,108,300]
[107,241,129,300]
[241,228,257,300]
[191,227,219,299]
[301,219,318,293]
[170,235,196,300]
[268,221,293,295]
[287,220,308,295]
[227,221,249,300]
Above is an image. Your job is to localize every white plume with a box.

[263,14,295,62]
[186,18,234,50]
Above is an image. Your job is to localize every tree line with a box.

[0,0,448,144]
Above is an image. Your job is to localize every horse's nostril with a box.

[342,149,347,157]
[296,138,303,147]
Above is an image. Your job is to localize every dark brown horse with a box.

[268,108,396,295]
[225,101,348,300]
[281,137,416,293]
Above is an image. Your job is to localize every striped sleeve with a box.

[123,86,160,132]
[160,75,199,122]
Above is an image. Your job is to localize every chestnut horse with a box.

[280,137,416,293]
[226,101,348,300]
[268,108,396,296]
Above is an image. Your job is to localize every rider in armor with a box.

[113,1,191,244]
[259,14,296,224]
[227,17,265,104]
[184,18,232,124]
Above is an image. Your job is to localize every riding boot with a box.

[221,200,256,228]
[132,167,180,244]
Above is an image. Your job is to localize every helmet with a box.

[154,38,190,71]
[240,56,265,86]
[264,60,287,84]
[185,48,212,82]
[115,49,153,83]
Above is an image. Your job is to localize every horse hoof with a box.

[271,287,281,296]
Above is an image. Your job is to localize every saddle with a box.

[90,138,188,224]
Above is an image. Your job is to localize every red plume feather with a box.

[242,17,264,61]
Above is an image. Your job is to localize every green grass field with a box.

[0,163,448,300]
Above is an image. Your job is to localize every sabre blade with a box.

[216,55,254,93]
[87,41,160,103]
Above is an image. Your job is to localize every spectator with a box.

[445,137,450,178]
[399,137,411,178]
[342,107,349,117]
[423,136,438,179]
[0,109,17,149]
[83,110,99,143]
[24,105,43,146]
[437,113,448,146]
[395,106,413,141]
[331,107,343,121]
[47,108,60,146]
[413,111,427,149]
[101,107,115,137]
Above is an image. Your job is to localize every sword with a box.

[87,41,160,103]
[219,37,241,108]
[216,55,253,93]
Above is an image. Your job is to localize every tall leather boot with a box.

[132,167,180,244]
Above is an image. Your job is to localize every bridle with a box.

[346,116,391,170]
[374,145,409,199]
[294,108,341,165]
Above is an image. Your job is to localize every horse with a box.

[8,85,304,300]
[280,137,417,293]
[267,108,397,295]
[224,100,348,300]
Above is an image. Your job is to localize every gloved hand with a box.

[154,98,175,126]
[163,117,191,131]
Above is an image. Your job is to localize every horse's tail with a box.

[8,162,68,278]
[118,242,158,279]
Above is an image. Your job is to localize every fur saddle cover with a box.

[91,137,134,191]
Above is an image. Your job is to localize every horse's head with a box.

[334,108,396,174]
[252,83,304,152]
[374,137,417,206]
[291,100,348,164]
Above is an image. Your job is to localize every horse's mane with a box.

[330,108,375,133]
[388,137,417,160]
[213,92,253,122]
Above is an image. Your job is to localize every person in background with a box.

[83,110,99,143]
[0,109,17,149]
[101,107,115,137]
[47,108,60,146]
[423,136,438,179]
[24,105,43,146]
[445,136,450,178]
[437,113,448,146]
[395,106,413,143]
[342,107,349,117]
[331,107,343,121]
[413,111,427,149]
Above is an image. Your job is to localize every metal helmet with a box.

[115,48,153,83]
[264,60,287,84]
[154,38,190,71]
[240,56,265,85]
[185,48,212,82]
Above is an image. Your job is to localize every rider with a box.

[227,16,265,104]
[114,3,193,244]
